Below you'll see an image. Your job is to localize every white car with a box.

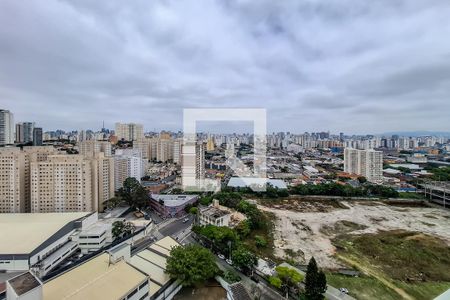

[218,254,225,260]
[339,288,349,294]
[226,259,233,265]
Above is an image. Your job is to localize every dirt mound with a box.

[320,220,368,236]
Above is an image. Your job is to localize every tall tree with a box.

[232,247,257,272]
[166,245,219,286]
[117,177,149,209]
[304,257,327,300]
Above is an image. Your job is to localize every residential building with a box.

[157,138,174,162]
[173,138,182,164]
[78,140,112,157]
[199,200,231,227]
[0,109,14,145]
[95,152,115,211]
[15,123,23,143]
[181,142,208,189]
[30,155,98,212]
[115,123,144,141]
[22,122,34,143]
[0,146,57,213]
[33,127,43,146]
[344,148,383,183]
[206,136,215,151]
[114,149,145,190]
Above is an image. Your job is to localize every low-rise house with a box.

[199,201,231,227]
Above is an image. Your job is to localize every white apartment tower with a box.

[0,109,14,145]
[173,139,182,165]
[114,149,145,190]
[115,123,144,141]
[344,148,383,183]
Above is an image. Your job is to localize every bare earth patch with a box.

[259,200,450,269]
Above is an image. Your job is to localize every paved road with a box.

[159,215,194,237]
[215,257,282,300]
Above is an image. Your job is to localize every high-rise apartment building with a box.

[33,127,43,146]
[115,123,144,141]
[15,122,35,143]
[94,152,115,212]
[15,123,24,143]
[0,109,14,145]
[157,138,174,162]
[0,146,58,213]
[206,136,215,151]
[114,149,145,190]
[181,142,206,188]
[147,137,158,161]
[30,155,97,212]
[173,139,182,165]
[79,140,112,157]
[196,142,206,180]
[344,148,383,183]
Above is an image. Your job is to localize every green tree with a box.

[232,247,257,271]
[192,225,239,256]
[112,220,135,239]
[235,220,251,238]
[105,196,122,209]
[269,276,282,289]
[269,266,303,297]
[117,177,149,209]
[189,207,198,215]
[165,245,219,286]
[304,257,327,300]
[255,235,267,248]
[357,176,367,184]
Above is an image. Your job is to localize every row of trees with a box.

[290,182,399,198]
[269,257,327,300]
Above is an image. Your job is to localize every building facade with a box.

[0,109,14,145]
[30,155,97,212]
[114,149,145,190]
[344,148,383,183]
[0,146,58,213]
[115,123,144,141]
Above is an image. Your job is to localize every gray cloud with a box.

[0,0,449,134]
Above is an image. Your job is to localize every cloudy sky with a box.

[0,0,449,134]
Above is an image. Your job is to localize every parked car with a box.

[182,217,189,223]
[218,254,225,260]
[226,259,233,265]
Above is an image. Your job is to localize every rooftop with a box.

[150,194,198,207]
[129,237,179,296]
[200,206,230,218]
[8,272,41,296]
[0,212,90,254]
[43,253,146,300]
[228,177,287,189]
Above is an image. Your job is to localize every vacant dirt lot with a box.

[259,200,450,269]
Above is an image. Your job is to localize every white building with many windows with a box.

[344,148,383,183]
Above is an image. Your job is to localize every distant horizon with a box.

[1,1,450,133]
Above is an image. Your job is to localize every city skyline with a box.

[1,1,450,133]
